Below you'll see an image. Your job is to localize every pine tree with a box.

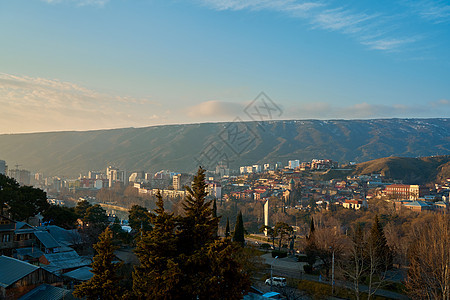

[233,211,245,246]
[225,217,230,237]
[133,191,182,299]
[73,227,123,299]
[178,167,219,254]
[132,167,251,299]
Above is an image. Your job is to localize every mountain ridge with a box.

[0,118,448,177]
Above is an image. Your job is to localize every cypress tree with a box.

[225,217,230,238]
[309,217,315,239]
[73,227,123,299]
[368,215,392,272]
[233,211,245,246]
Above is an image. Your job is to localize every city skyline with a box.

[1,0,449,134]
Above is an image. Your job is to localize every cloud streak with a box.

[199,0,428,52]
[42,0,109,7]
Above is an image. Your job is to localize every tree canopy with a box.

[0,174,49,221]
[73,227,123,299]
[133,167,251,299]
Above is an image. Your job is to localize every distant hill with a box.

[0,118,449,177]
[353,155,450,184]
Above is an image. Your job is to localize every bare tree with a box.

[406,214,450,300]
[338,224,366,300]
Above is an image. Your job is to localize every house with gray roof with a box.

[18,284,74,300]
[0,256,61,299]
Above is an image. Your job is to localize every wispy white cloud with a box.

[361,37,419,51]
[311,8,377,34]
[42,0,109,7]
[199,0,427,52]
[407,0,450,23]
[0,73,164,133]
[199,0,323,12]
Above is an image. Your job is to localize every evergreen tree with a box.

[128,204,152,232]
[0,174,19,215]
[305,217,318,268]
[178,167,219,254]
[132,167,251,299]
[225,217,230,238]
[309,217,315,238]
[42,204,78,229]
[73,227,123,299]
[84,204,109,228]
[212,198,218,237]
[75,199,92,219]
[7,185,49,221]
[133,191,182,299]
[233,211,245,246]
[368,215,392,272]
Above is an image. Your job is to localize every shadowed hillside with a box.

[0,118,448,177]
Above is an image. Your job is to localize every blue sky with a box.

[0,0,449,133]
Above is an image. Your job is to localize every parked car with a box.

[264,277,287,287]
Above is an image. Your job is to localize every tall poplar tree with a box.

[73,227,123,299]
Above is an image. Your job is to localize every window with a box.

[2,234,10,242]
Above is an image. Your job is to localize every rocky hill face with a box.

[0,118,448,177]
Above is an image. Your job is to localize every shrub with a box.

[297,280,331,300]
[260,243,271,250]
[297,255,308,262]
[303,264,313,274]
[271,250,287,258]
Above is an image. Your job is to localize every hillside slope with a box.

[0,118,448,177]
[353,155,450,184]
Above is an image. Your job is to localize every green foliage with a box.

[0,174,20,215]
[274,221,293,250]
[303,264,313,274]
[128,204,152,232]
[73,227,123,299]
[368,215,393,272]
[178,167,219,254]
[225,217,230,237]
[271,250,287,258]
[84,204,108,228]
[42,204,78,229]
[133,167,251,299]
[133,191,181,299]
[75,200,92,219]
[6,184,49,221]
[233,211,245,246]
